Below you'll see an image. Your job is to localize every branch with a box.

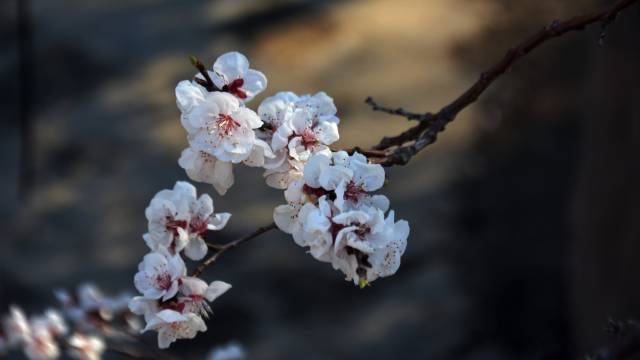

[189,0,638,274]
[192,222,277,277]
[365,97,432,122]
[189,56,220,92]
[366,0,639,167]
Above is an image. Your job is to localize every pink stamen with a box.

[190,217,209,235]
[301,129,318,149]
[155,273,172,291]
[166,218,187,234]
[216,114,241,135]
[344,181,365,202]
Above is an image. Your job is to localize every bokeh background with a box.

[1,0,639,359]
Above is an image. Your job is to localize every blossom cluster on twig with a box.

[127,51,411,349]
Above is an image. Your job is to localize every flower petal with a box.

[204,281,232,302]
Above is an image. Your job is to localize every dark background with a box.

[1,0,639,359]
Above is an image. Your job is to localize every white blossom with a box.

[176,80,208,132]
[142,310,206,349]
[366,210,410,280]
[144,181,230,260]
[211,52,267,102]
[23,322,59,360]
[257,92,339,189]
[304,151,387,211]
[134,251,186,301]
[2,306,31,345]
[332,206,409,285]
[296,196,334,261]
[176,57,272,194]
[183,190,231,260]
[67,333,105,360]
[273,180,307,240]
[178,147,234,196]
[56,285,131,330]
[178,277,232,318]
[128,296,160,323]
[185,92,263,164]
[144,181,194,253]
[207,342,246,360]
[32,310,67,338]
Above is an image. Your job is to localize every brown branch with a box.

[192,222,277,277]
[366,0,639,167]
[189,56,220,92]
[205,241,224,251]
[188,0,638,279]
[365,97,431,122]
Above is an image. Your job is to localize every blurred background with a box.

[1,0,639,358]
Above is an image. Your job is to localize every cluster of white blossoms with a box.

[123,50,410,352]
[129,181,232,349]
[172,51,409,289]
[0,305,105,360]
[176,51,340,194]
[274,151,410,288]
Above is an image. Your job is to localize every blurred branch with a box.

[192,222,277,276]
[362,0,639,167]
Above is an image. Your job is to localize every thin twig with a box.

[205,242,224,251]
[192,222,277,277]
[365,97,431,122]
[367,0,638,167]
[189,56,219,92]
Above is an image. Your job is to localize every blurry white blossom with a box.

[23,322,59,360]
[32,310,67,338]
[54,284,132,331]
[142,310,206,349]
[67,333,105,360]
[2,306,31,345]
[207,342,246,360]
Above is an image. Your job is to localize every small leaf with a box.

[358,278,369,289]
